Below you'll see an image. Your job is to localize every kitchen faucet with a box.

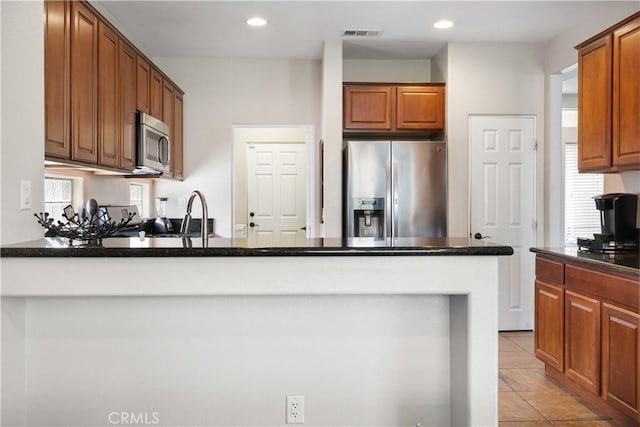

[180,190,209,244]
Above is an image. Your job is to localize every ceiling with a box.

[97,1,637,60]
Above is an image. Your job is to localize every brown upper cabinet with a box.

[119,40,137,171]
[70,1,99,164]
[135,55,151,115]
[344,85,394,130]
[150,69,164,119]
[97,22,119,168]
[44,0,71,159]
[172,92,184,180]
[44,0,184,177]
[343,83,445,132]
[396,86,445,130]
[576,12,640,172]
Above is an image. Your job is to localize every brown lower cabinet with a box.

[534,253,640,426]
[565,290,601,394]
[602,303,640,421]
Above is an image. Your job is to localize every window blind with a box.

[564,143,603,245]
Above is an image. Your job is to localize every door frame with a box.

[232,124,316,239]
[467,114,540,330]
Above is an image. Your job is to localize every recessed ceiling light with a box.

[246,17,267,27]
[434,20,454,30]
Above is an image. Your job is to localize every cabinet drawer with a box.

[536,256,565,284]
[566,265,639,311]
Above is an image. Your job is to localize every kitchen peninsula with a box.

[2,237,512,426]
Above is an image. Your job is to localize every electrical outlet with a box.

[286,395,304,424]
[20,180,31,210]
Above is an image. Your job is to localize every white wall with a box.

[151,58,322,237]
[445,42,546,238]
[1,1,45,245]
[544,3,639,75]
[22,295,450,426]
[321,40,343,237]
[343,59,431,82]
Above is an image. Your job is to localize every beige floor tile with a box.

[501,335,527,352]
[499,422,553,427]
[508,336,536,354]
[518,391,602,421]
[500,350,546,369]
[551,421,615,427]
[499,376,514,391]
[501,331,535,338]
[500,368,564,393]
[499,391,546,422]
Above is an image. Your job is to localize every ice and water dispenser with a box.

[351,197,385,238]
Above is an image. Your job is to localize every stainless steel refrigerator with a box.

[344,140,447,238]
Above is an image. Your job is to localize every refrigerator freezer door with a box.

[345,141,390,237]
[391,141,447,237]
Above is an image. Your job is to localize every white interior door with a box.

[247,143,307,246]
[470,116,536,331]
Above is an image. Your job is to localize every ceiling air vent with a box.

[342,29,384,37]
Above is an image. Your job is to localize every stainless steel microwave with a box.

[136,112,171,175]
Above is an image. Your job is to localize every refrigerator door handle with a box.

[385,161,392,239]
[392,162,399,239]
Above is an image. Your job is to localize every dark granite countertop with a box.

[1,237,514,258]
[530,247,639,277]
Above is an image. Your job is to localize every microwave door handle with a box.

[159,136,168,166]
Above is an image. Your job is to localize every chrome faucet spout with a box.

[180,190,209,245]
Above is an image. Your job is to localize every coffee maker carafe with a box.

[593,193,638,242]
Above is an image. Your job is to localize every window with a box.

[563,109,603,245]
[44,178,73,221]
[130,184,143,214]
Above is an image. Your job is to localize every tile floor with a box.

[498,331,617,427]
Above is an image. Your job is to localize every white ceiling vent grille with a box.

[342,29,384,37]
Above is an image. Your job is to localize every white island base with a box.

[2,255,499,426]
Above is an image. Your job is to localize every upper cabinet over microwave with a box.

[575,11,640,173]
[343,83,445,134]
[44,0,185,180]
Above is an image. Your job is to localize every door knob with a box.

[474,233,491,240]
[301,226,307,231]
[249,212,255,217]
[249,222,259,228]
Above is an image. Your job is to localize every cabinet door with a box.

[45,0,71,159]
[119,41,136,171]
[612,16,640,169]
[396,86,445,130]
[535,280,564,371]
[97,22,119,168]
[172,91,184,180]
[565,290,601,394]
[71,1,98,164]
[136,55,150,114]
[602,303,639,420]
[162,80,174,175]
[578,35,612,172]
[150,68,163,119]
[344,85,393,130]
[162,80,174,129]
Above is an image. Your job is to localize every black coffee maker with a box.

[594,193,638,242]
[578,193,639,253]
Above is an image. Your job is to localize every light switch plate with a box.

[20,180,31,210]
